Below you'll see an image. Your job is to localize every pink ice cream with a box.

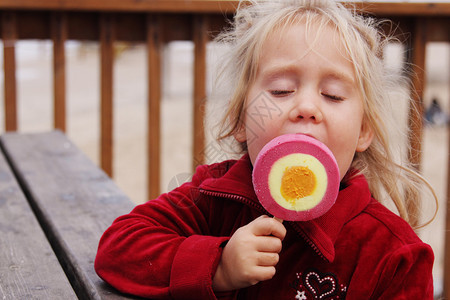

[252,134,340,221]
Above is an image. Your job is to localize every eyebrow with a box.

[260,64,356,86]
[260,65,298,80]
[323,71,356,86]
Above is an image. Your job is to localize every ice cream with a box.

[252,134,340,221]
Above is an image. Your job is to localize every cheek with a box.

[335,147,357,180]
[245,124,276,165]
[327,119,364,179]
[246,126,289,167]
[330,128,362,179]
[243,103,285,162]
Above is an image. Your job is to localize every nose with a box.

[288,92,323,122]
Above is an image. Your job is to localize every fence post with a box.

[2,11,17,132]
[100,13,115,177]
[147,14,162,200]
[192,15,208,169]
[51,12,67,132]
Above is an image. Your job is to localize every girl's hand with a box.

[212,215,286,291]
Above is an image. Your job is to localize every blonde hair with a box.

[215,0,437,228]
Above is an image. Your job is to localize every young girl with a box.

[95,0,437,298]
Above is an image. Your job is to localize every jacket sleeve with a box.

[373,242,434,299]
[94,166,229,299]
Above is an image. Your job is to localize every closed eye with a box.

[322,93,344,101]
[270,90,295,97]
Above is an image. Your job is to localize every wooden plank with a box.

[0,0,240,14]
[192,14,207,169]
[147,15,162,200]
[3,9,449,43]
[0,1,450,16]
[424,18,450,42]
[14,11,51,40]
[2,11,18,131]
[9,11,199,43]
[351,2,450,16]
[403,18,427,230]
[406,18,427,170]
[0,142,76,299]
[51,12,67,132]
[100,13,115,177]
[0,130,138,299]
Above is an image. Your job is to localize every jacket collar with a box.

[199,154,372,262]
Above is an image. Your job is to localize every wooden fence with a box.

[1,1,450,298]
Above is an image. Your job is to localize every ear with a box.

[234,123,247,143]
[356,120,374,152]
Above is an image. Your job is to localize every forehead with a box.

[266,16,348,58]
[257,20,355,81]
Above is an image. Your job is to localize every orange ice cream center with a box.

[268,153,327,211]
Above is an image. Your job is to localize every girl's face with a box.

[235,21,373,180]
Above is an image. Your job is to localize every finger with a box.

[252,266,277,282]
[256,252,279,267]
[252,216,287,240]
[255,236,283,253]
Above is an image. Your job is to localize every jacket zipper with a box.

[199,188,327,261]
[199,188,266,214]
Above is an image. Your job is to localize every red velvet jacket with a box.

[95,154,434,299]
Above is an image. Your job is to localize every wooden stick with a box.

[273,217,283,223]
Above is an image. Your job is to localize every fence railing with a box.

[1,1,450,297]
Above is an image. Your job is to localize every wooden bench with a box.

[0,138,76,299]
[0,130,138,299]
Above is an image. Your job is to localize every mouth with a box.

[294,132,316,140]
[293,133,328,148]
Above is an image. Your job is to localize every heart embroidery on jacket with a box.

[290,269,347,299]
[304,271,337,299]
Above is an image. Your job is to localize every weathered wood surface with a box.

[1,1,450,16]
[0,130,139,299]
[0,142,76,299]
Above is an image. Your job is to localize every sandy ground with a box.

[0,40,448,296]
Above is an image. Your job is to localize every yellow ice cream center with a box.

[280,166,316,204]
[268,153,327,211]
